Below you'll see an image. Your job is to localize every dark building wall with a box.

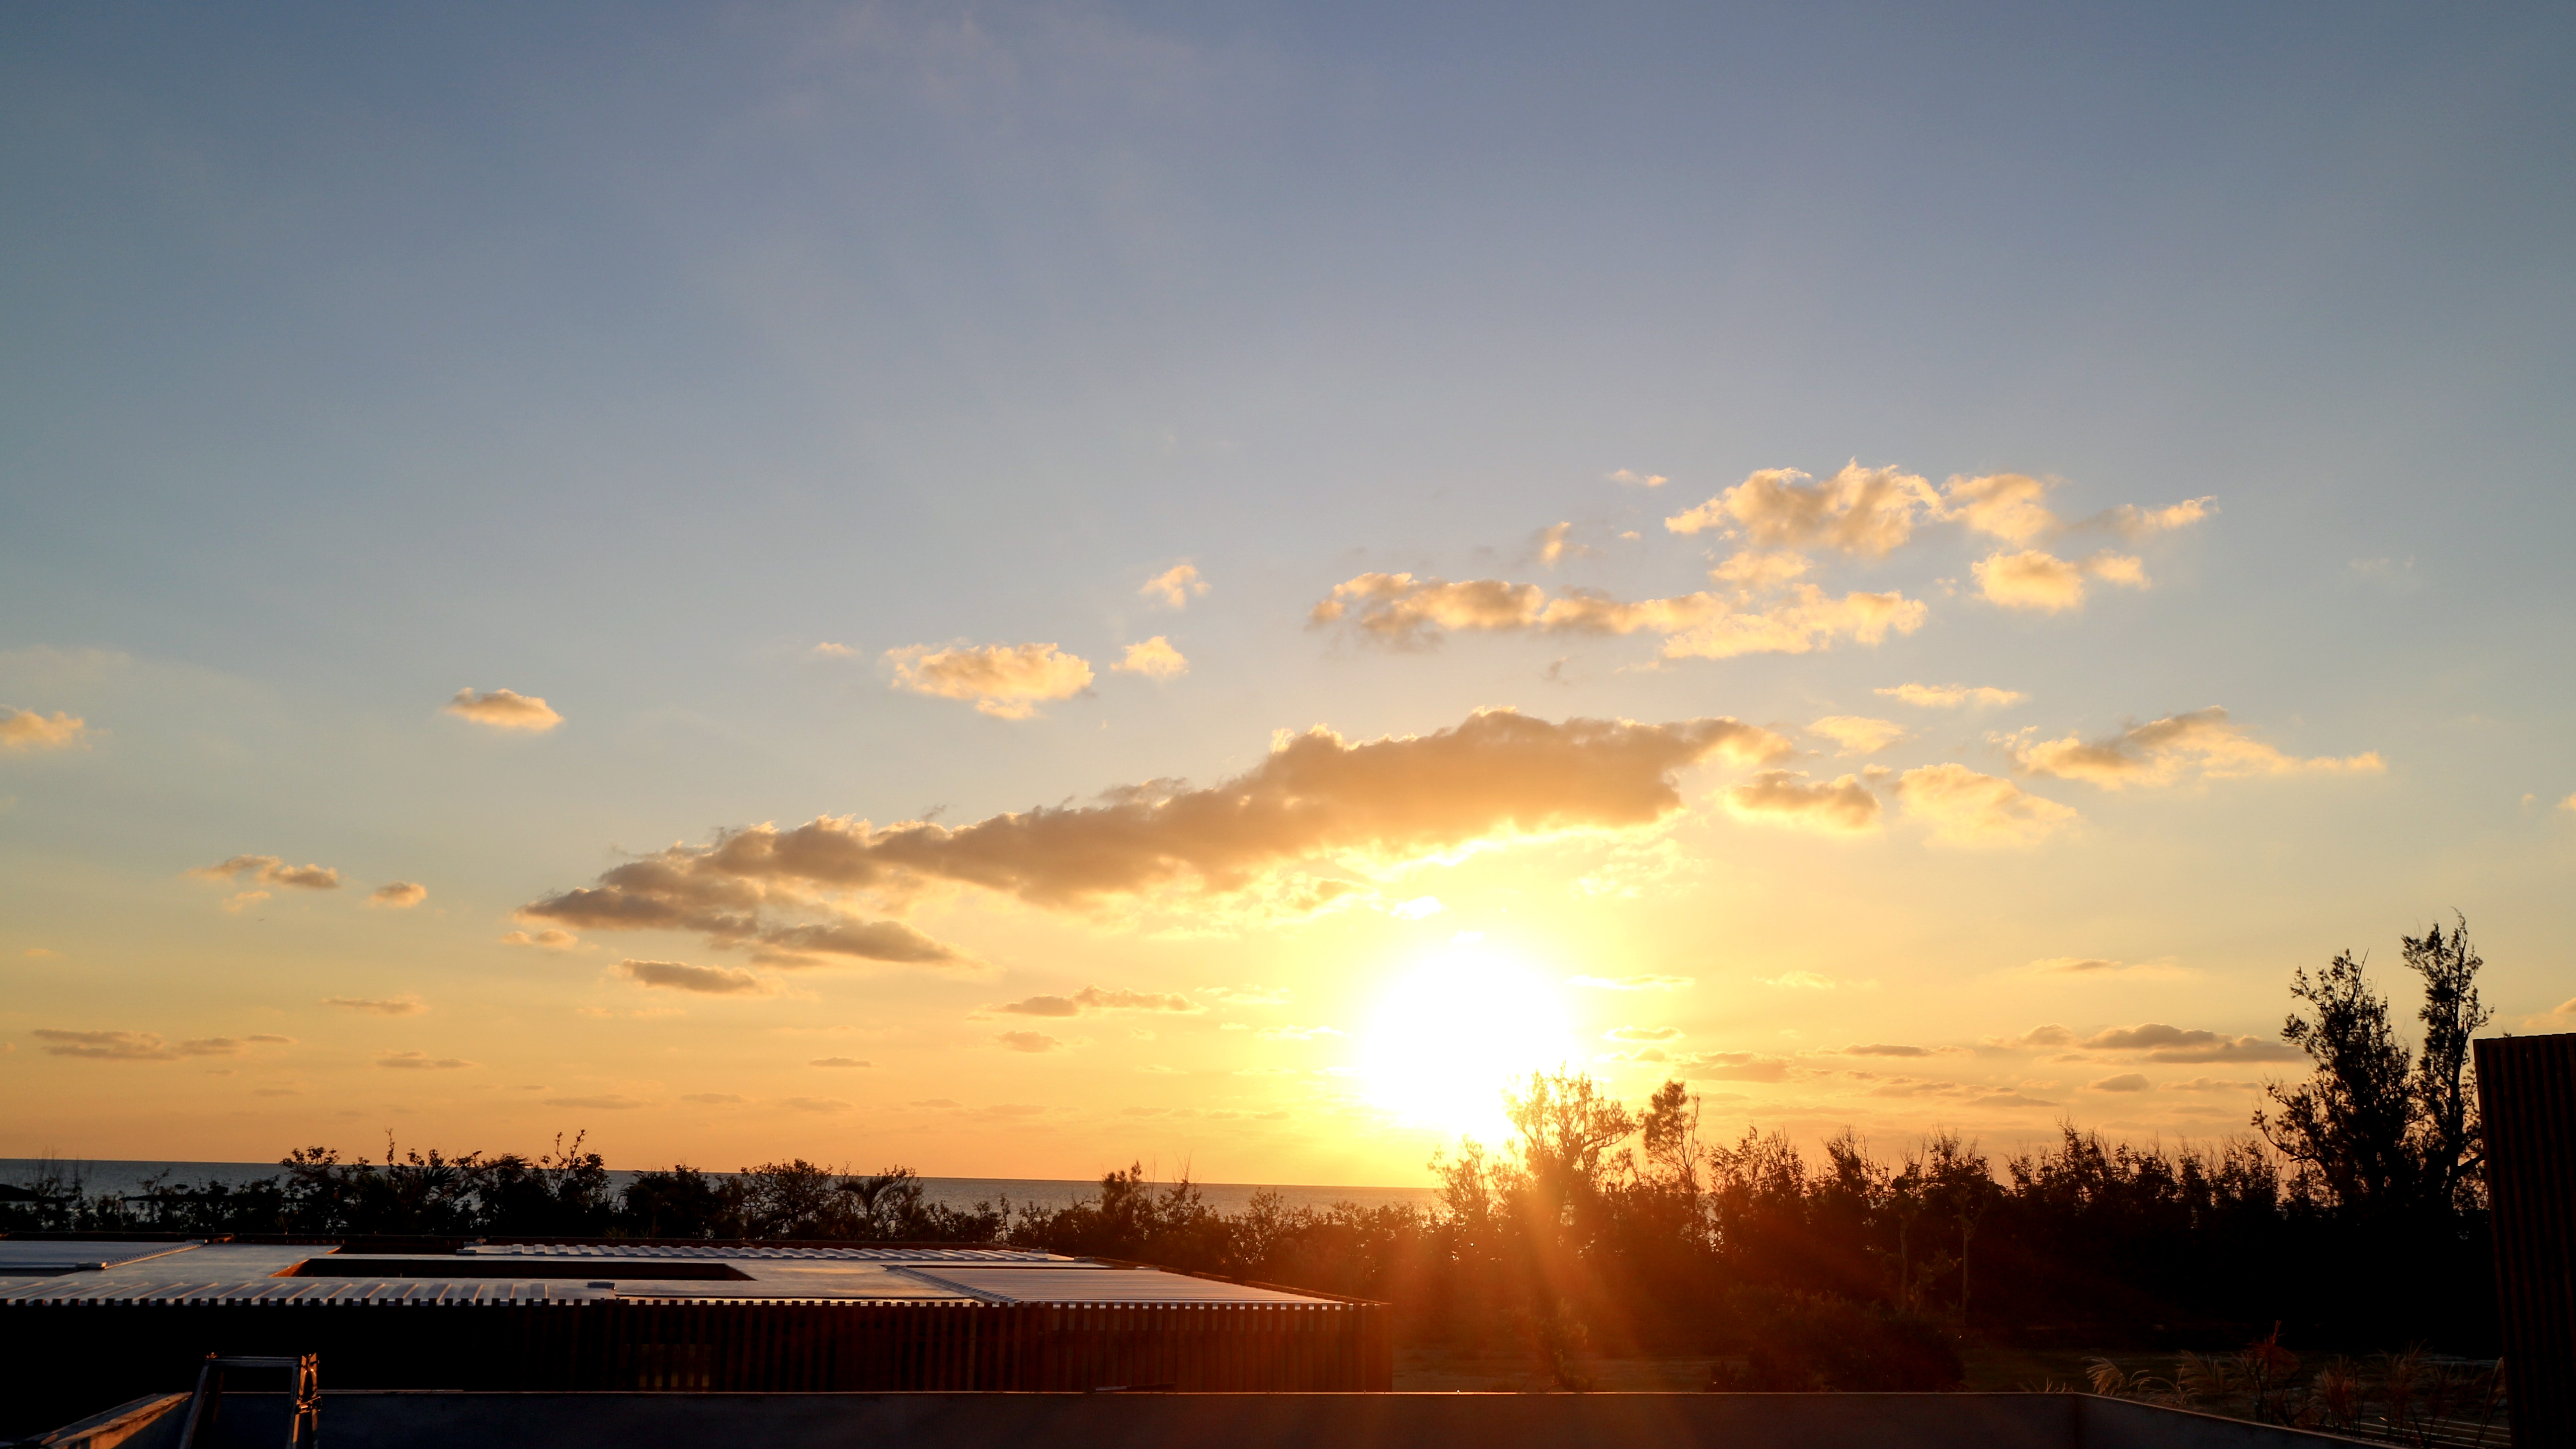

[2475,1031,2576,1449]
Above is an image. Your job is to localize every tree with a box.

[2403,915,2492,1213]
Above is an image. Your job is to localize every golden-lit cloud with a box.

[1112,636,1189,679]
[1808,715,1907,755]
[1971,548,2148,612]
[1893,763,2079,847]
[1313,571,1925,658]
[1935,473,2058,544]
[376,1050,475,1069]
[1724,771,1882,834]
[1568,974,1694,991]
[2091,1073,2152,1092]
[524,709,1785,961]
[1876,682,2026,709]
[366,882,427,909]
[443,687,563,731]
[2030,957,2123,974]
[1141,564,1209,608]
[501,927,579,950]
[324,996,426,1015]
[188,855,341,890]
[1609,469,1668,487]
[1665,464,1934,558]
[1537,522,1586,565]
[2008,707,2384,789]
[220,891,270,913]
[809,1056,871,1068]
[885,642,1094,719]
[996,1031,1063,1052]
[1605,1025,1682,1042]
[2106,497,2215,537]
[619,958,774,995]
[33,1029,290,1060]
[0,708,88,751]
[2079,1023,2299,1063]
[1678,1051,1793,1082]
[810,642,857,659]
[998,986,1198,1017]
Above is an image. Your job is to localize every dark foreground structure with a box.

[0,1239,1387,1437]
[2477,1030,2576,1449]
[25,1390,2386,1449]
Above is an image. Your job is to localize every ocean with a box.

[0,1159,1437,1218]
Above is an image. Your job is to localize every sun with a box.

[1358,937,1576,1141]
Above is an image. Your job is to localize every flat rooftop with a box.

[0,1239,1340,1307]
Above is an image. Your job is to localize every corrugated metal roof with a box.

[461,1244,1061,1262]
[0,1278,600,1305]
[901,1266,1334,1305]
[0,1241,207,1273]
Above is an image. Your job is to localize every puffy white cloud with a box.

[1113,636,1189,679]
[619,958,773,995]
[324,996,426,1015]
[367,882,427,909]
[886,642,1095,719]
[444,688,563,731]
[1141,564,1209,608]
[1808,716,1907,755]
[1876,683,2026,710]
[1893,763,2079,847]
[522,709,1786,961]
[1935,473,2060,544]
[1724,771,1883,834]
[1665,464,1935,558]
[2009,707,2383,789]
[188,856,341,890]
[0,709,88,751]
[1971,548,2148,611]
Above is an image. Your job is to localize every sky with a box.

[3,1,2573,1186]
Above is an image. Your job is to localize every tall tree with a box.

[2257,952,2417,1214]
[2403,915,2492,1212]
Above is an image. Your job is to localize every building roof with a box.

[0,1240,1351,1308]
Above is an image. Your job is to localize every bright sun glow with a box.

[1359,937,1576,1141]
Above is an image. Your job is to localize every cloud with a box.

[325,996,427,1016]
[2105,498,2215,538]
[2081,1023,2298,1063]
[2090,1073,2152,1093]
[1724,771,1882,834]
[1876,683,2026,710]
[188,856,342,890]
[1935,473,2060,544]
[367,882,428,909]
[1845,1043,1935,1057]
[808,1056,872,1067]
[545,1095,646,1110]
[1609,469,1668,487]
[1679,1051,1793,1083]
[618,959,774,995]
[1311,572,1925,658]
[1971,549,2148,612]
[885,642,1094,719]
[996,1031,1063,1052]
[1973,1092,2059,1109]
[501,928,579,950]
[1893,764,2079,848]
[783,1096,852,1113]
[1537,522,1598,566]
[2167,1076,2260,1093]
[376,1051,475,1069]
[444,688,563,731]
[1113,636,1189,679]
[1141,564,1209,608]
[1605,1026,1682,1043]
[1808,716,1907,755]
[810,642,857,659]
[1569,974,1693,991]
[1665,464,1934,558]
[1994,1025,2076,1048]
[33,1029,280,1061]
[2561,794,2576,815]
[2008,707,2383,789]
[522,709,1787,953]
[2030,958,2124,974]
[221,890,271,914]
[1760,971,1840,989]
[999,985,1198,1017]
[0,708,88,751]
[681,1092,745,1105]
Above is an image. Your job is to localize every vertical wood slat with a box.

[2478,1033,2576,1449]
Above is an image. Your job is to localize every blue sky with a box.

[3,2,2572,1180]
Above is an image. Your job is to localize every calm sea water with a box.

[0,1159,1435,1218]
